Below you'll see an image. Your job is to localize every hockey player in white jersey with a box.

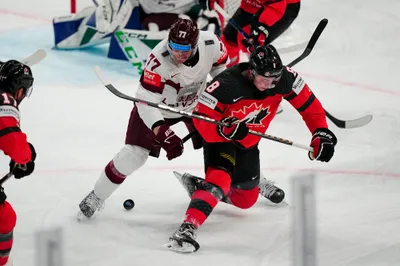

[78,18,229,219]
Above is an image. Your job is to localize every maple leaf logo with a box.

[231,103,270,125]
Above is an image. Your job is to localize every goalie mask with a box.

[167,18,199,64]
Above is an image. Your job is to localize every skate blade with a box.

[163,239,198,253]
[77,210,91,222]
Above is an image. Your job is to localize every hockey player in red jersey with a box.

[165,44,337,253]
[0,60,36,265]
[199,0,301,67]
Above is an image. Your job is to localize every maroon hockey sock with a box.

[104,160,126,184]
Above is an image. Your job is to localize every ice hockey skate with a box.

[258,178,286,204]
[173,171,204,197]
[77,190,105,221]
[164,222,200,253]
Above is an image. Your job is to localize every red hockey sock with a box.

[184,168,231,228]
[0,202,16,266]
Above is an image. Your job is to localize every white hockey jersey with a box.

[136,30,228,130]
[139,0,196,14]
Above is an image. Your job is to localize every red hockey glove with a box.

[217,117,249,141]
[9,143,36,179]
[308,128,337,162]
[155,124,184,160]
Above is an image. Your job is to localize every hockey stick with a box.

[0,173,13,186]
[114,27,144,75]
[21,49,47,67]
[325,111,372,129]
[95,66,313,152]
[212,10,371,128]
[286,19,328,67]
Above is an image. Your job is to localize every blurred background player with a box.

[77,18,229,220]
[165,44,337,253]
[53,0,220,52]
[199,0,301,67]
[0,60,37,265]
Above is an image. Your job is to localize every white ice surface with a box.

[0,0,400,265]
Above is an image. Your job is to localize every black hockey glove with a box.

[0,186,6,205]
[241,7,269,49]
[9,143,36,179]
[218,117,249,141]
[197,0,214,10]
[308,128,337,162]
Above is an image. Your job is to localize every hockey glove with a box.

[155,124,184,160]
[218,117,249,141]
[308,128,337,162]
[9,143,36,179]
[0,187,6,205]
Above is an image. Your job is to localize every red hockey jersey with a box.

[193,63,327,148]
[0,90,31,164]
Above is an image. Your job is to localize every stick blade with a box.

[326,110,373,129]
[344,114,373,128]
[22,49,47,66]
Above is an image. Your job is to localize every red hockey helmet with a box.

[168,18,199,52]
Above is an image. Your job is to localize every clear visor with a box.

[253,72,281,89]
[25,86,33,98]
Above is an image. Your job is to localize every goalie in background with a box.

[53,0,221,50]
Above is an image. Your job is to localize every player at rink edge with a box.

[0,60,37,265]
[165,44,337,253]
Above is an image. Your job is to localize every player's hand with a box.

[0,186,6,205]
[154,124,184,160]
[198,0,215,10]
[9,143,36,179]
[218,117,248,140]
[308,128,337,162]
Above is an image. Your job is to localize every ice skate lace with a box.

[179,223,197,240]
[259,180,278,198]
[86,191,105,211]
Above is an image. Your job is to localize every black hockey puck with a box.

[123,199,135,210]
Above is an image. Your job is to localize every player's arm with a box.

[258,0,286,26]
[193,81,248,143]
[283,67,337,162]
[0,93,31,165]
[208,35,229,78]
[135,53,166,131]
[135,52,183,160]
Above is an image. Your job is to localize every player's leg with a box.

[166,142,235,252]
[221,8,253,67]
[223,145,261,209]
[223,145,285,205]
[78,106,156,219]
[0,201,16,266]
[264,2,301,44]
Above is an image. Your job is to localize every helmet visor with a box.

[169,41,191,52]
